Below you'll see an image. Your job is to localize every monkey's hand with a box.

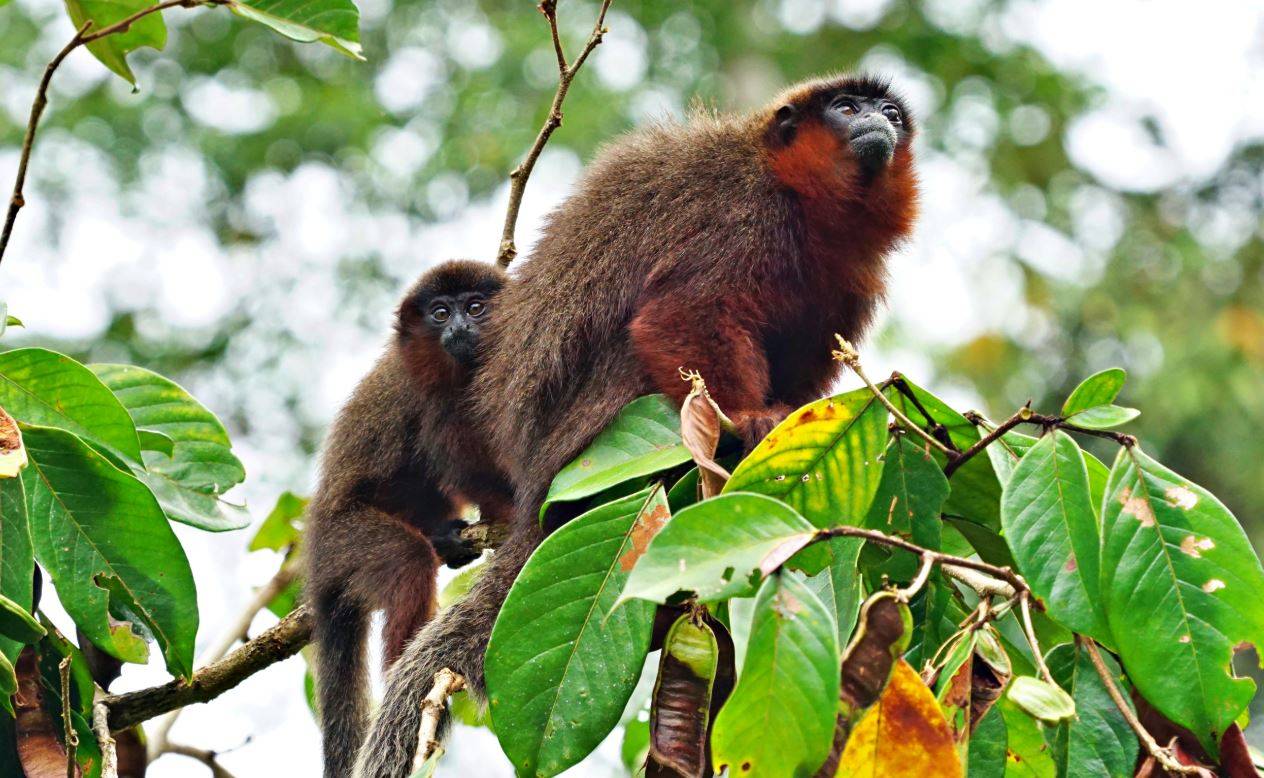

[430,520,482,569]
[731,405,792,454]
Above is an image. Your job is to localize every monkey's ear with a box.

[774,104,799,144]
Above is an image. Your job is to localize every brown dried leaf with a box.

[647,613,719,778]
[835,659,964,777]
[678,370,731,498]
[14,648,79,778]
[839,591,913,716]
[0,405,28,478]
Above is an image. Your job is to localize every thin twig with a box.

[103,604,312,731]
[898,553,935,600]
[93,702,118,778]
[832,336,957,459]
[1079,637,1203,775]
[888,373,959,452]
[944,405,1032,478]
[1019,592,1054,684]
[59,656,78,778]
[413,668,466,771]
[0,0,222,267]
[495,0,613,268]
[941,563,1016,599]
[165,742,241,778]
[814,524,1029,598]
[147,563,297,759]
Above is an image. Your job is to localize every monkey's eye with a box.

[431,305,451,323]
[834,98,859,115]
[881,104,902,123]
[467,300,486,317]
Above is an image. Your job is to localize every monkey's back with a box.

[476,113,802,493]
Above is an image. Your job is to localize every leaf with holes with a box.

[92,364,248,532]
[1046,643,1138,778]
[542,395,690,522]
[1100,446,1264,754]
[836,659,964,777]
[486,487,664,777]
[1001,431,1110,642]
[617,493,817,607]
[711,573,839,778]
[21,424,197,677]
[229,0,362,59]
[64,0,167,85]
[0,349,141,462]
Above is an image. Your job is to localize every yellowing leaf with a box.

[836,659,964,777]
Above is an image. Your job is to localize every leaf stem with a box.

[888,373,959,452]
[496,0,613,268]
[1078,636,1204,775]
[1019,592,1054,685]
[60,656,78,778]
[832,336,956,459]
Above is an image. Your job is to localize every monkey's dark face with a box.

[822,92,907,173]
[415,291,492,367]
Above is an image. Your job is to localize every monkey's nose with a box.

[848,113,897,171]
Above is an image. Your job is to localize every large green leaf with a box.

[803,536,863,646]
[1100,446,1264,753]
[1000,697,1055,776]
[486,487,663,777]
[967,704,1007,778]
[229,0,363,59]
[617,493,816,606]
[21,424,198,678]
[0,477,32,665]
[725,387,887,528]
[1000,431,1109,641]
[711,573,839,778]
[541,395,689,522]
[1064,405,1139,430]
[1046,643,1138,778]
[64,0,167,85]
[92,364,247,531]
[863,434,949,579]
[0,348,141,462]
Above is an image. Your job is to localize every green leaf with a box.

[1064,405,1140,430]
[63,0,167,85]
[1046,643,1138,778]
[803,536,863,646]
[136,429,175,456]
[249,490,307,551]
[620,712,650,774]
[229,0,363,59]
[967,704,1007,778]
[1007,676,1075,723]
[21,424,198,677]
[1000,431,1109,642]
[1100,446,1264,753]
[1000,696,1055,776]
[0,477,33,665]
[0,651,13,716]
[0,594,43,645]
[0,304,19,339]
[486,487,663,777]
[617,493,816,606]
[1062,368,1126,417]
[542,395,689,522]
[863,434,949,579]
[0,348,141,462]
[437,559,486,611]
[92,364,248,532]
[711,573,839,778]
[725,387,887,529]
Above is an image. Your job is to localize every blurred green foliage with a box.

[1,0,1261,543]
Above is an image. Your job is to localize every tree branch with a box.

[495,0,613,269]
[412,668,466,772]
[102,604,311,731]
[93,702,118,778]
[165,742,241,778]
[948,407,1136,479]
[0,0,223,267]
[1079,637,1203,775]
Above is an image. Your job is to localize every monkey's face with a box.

[823,93,906,173]
[420,291,491,367]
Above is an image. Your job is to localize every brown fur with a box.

[304,260,512,778]
[354,74,918,778]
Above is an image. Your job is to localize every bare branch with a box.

[165,742,241,778]
[103,604,312,731]
[0,0,223,267]
[413,668,466,772]
[496,0,613,269]
[1018,592,1054,685]
[944,405,1031,478]
[60,656,78,778]
[1079,637,1204,775]
[93,702,118,778]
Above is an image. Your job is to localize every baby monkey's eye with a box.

[431,305,451,323]
[835,98,859,115]
[468,300,486,317]
[881,104,902,123]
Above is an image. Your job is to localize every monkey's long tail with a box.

[314,593,371,778]
[352,522,543,778]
